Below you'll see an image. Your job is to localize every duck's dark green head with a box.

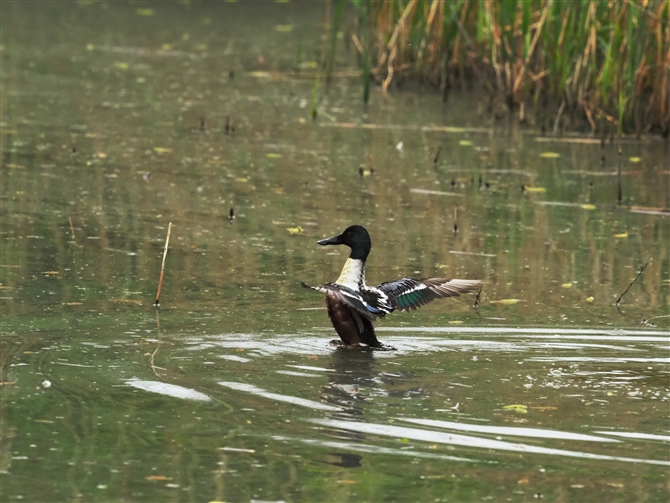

[317,225,372,261]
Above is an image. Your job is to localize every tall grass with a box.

[337,0,669,136]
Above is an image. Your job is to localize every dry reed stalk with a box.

[378,0,418,90]
[512,0,553,100]
[154,222,172,307]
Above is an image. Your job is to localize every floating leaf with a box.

[114,62,129,70]
[561,283,573,289]
[585,296,595,303]
[458,140,472,146]
[6,163,25,169]
[266,153,283,158]
[235,177,248,183]
[629,157,641,163]
[153,147,172,154]
[145,475,171,481]
[136,8,154,16]
[275,25,293,32]
[287,226,303,235]
[86,43,94,51]
[96,152,107,158]
[490,298,522,305]
[448,320,464,325]
[522,185,546,193]
[614,231,628,238]
[540,152,560,158]
[580,204,596,210]
[503,404,528,414]
[161,43,172,50]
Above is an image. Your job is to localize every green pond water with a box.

[2,2,669,502]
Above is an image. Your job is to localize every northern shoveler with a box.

[303,225,483,348]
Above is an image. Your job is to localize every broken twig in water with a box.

[154,222,172,307]
[615,262,648,306]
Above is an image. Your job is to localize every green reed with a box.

[334,0,669,135]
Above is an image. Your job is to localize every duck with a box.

[302,225,483,348]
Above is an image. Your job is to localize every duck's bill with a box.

[317,234,343,246]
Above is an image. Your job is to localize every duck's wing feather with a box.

[376,278,482,311]
[301,282,389,320]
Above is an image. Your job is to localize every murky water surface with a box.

[2,2,669,502]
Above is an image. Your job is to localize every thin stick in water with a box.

[68,216,76,241]
[615,262,648,306]
[433,146,441,165]
[617,147,623,204]
[154,222,173,307]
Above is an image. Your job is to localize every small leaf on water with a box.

[401,438,409,443]
[448,320,464,325]
[522,186,546,193]
[561,283,572,289]
[266,153,283,158]
[540,152,560,158]
[287,226,303,235]
[235,177,248,183]
[580,204,596,210]
[490,299,522,305]
[503,404,528,414]
[458,140,472,146]
[145,475,171,481]
[161,43,172,50]
[114,62,129,70]
[136,8,155,16]
[275,25,293,32]
[614,231,628,238]
[6,163,25,169]
[153,147,172,154]
[629,157,641,163]
[585,296,595,303]
[86,43,94,51]
[96,152,107,158]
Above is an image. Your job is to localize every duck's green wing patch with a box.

[301,282,382,320]
[377,278,483,311]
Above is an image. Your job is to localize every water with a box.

[2,2,669,502]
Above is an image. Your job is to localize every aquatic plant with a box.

[335,0,669,135]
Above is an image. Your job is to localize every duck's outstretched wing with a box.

[376,278,482,311]
[301,282,391,320]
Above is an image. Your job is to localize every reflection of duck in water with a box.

[303,225,483,348]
